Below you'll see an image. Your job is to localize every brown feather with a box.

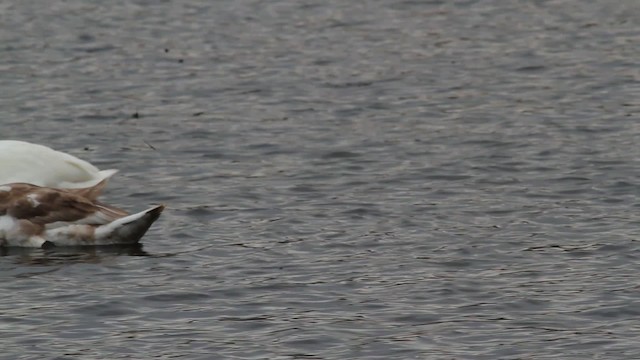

[0,183,127,225]
[65,179,107,201]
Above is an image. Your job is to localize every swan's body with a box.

[0,140,117,188]
[0,182,163,248]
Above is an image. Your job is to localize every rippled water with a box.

[2,0,640,358]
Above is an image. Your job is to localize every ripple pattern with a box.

[2,0,640,359]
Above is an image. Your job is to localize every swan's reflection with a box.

[0,244,150,265]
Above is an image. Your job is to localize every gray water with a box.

[2,0,640,359]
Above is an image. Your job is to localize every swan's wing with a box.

[2,184,126,225]
[0,140,117,188]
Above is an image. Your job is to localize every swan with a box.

[0,181,163,248]
[0,140,117,188]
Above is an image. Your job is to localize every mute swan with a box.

[0,140,117,188]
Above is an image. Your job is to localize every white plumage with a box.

[0,140,117,188]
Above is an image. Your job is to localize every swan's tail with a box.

[45,205,164,246]
[94,205,165,244]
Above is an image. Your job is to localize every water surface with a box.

[2,0,640,359]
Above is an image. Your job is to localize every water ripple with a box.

[2,0,640,359]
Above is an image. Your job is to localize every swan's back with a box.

[0,140,117,188]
